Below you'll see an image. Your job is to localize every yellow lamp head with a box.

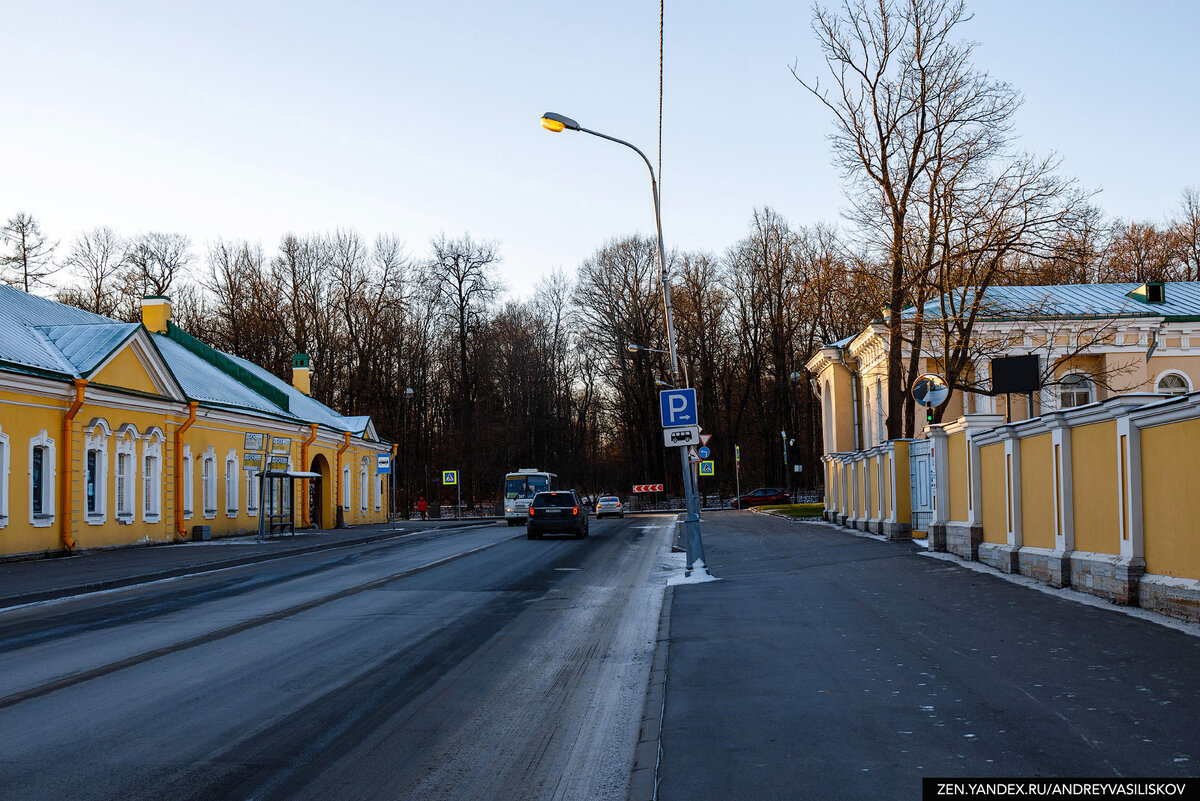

[540,112,580,133]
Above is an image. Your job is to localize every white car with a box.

[595,496,624,518]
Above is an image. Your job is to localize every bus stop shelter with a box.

[257,469,321,538]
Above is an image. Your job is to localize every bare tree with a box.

[56,226,125,315]
[797,0,1021,438]
[117,231,193,320]
[426,233,502,508]
[1175,187,1200,282]
[1,212,59,292]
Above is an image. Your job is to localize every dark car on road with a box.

[732,487,790,508]
[527,490,590,539]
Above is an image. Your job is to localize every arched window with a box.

[823,381,833,452]
[875,380,885,443]
[342,464,351,510]
[115,426,138,523]
[142,429,164,523]
[29,430,56,527]
[182,445,194,519]
[202,447,217,518]
[360,457,369,513]
[84,419,111,524]
[864,397,873,448]
[0,424,10,529]
[1059,373,1094,409]
[225,448,239,517]
[1155,372,1191,396]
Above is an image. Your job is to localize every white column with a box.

[1002,431,1023,549]
[1116,417,1143,561]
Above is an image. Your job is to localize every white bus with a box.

[503,468,558,526]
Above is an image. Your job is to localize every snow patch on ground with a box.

[659,551,720,586]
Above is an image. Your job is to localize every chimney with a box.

[292,353,311,395]
[141,296,172,334]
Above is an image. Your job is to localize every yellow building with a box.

[810,282,1200,622]
[810,282,1200,458]
[0,288,392,559]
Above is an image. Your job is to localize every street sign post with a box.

[663,426,700,447]
[699,460,714,476]
[443,470,460,519]
[735,443,741,508]
[659,388,698,428]
[697,446,710,460]
[632,484,664,493]
[376,455,390,474]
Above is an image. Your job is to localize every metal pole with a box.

[578,125,706,572]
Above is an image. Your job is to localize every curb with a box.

[0,520,497,611]
[630,583,674,801]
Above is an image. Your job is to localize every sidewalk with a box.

[0,518,499,610]
[653,510,1200,801]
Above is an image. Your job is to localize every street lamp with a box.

[626,342,689,387]
[545,111,706,574]
[654,379,676,389]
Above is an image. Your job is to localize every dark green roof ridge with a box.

[164,323,290,413]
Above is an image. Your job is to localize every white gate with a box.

[909,439,935,532]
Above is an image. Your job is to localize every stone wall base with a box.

[1138,575,1200,622]
[928,523,947,552]
[837,513,849,527]
[1018,547,1072,588]
[945,522,983,561]
[978,542,1020,573]
[1069,552,1145,606]
[866,519,883,536]
[882,520,911,541]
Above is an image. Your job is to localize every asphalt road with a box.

[659,512,1200,801]
[0,515,674,801]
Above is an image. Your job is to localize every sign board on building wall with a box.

[244,433,265,452]
[243,453,264,469]
[272,437,291,452]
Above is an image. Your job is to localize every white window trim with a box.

[182,445,194,519]
[375,470,383,512]
[0,424,10,528]
[83,419,111,525]
[1059,372,1095,410]
[202,446,217,519]
[360,458,369,513]
[28,429,56,527]
[342,465,351,511]
[141,428,164,523]
[115,427,138,524]
[245,468,260,516]
[1154,370,1191,395]
[225,448,239,517]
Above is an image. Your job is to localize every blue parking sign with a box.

[659,388,698,428]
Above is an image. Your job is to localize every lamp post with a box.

[402,387,413,519]
[545,111,706,573]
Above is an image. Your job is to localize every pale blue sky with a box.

[2,1,1198,298]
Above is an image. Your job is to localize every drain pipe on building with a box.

[335,431,351,528]
[173,401,199,541]
[300,423,319,527]
[60,378,88,553]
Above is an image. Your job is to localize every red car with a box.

[732,488,790,508]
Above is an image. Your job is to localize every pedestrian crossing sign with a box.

[443,470,458,485]
[699,460,714,476]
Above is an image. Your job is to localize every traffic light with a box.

[925,405,934,424]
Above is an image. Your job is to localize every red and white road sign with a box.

[699,433,712,446]
[687,445,700,463]
[632,484,664,493]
